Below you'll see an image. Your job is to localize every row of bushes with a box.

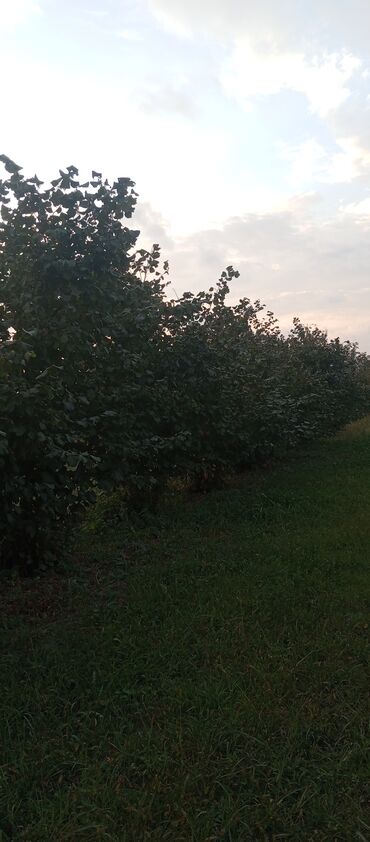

[1,157,369,571]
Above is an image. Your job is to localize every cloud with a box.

[325,93,370,182]
[0,47,232,234]
[133,200,173,250]
[342,197,370,217]
[279,136,370,187]
[222,46,360,118]
[159,200,370,348]
[84,8,108,18]
[149,0,366,123]
[148,0,306,42]
[139,85,198,119]
[117,28,142,42]
[148,0,370,55]
[0,0,41,31]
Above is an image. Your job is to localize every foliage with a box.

[0,339,94,573]
[1,155,369,570]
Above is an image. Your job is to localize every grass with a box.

[1,420,370,841]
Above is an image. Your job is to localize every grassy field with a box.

[1,420,370,841]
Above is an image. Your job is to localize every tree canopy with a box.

[1,156,369,572]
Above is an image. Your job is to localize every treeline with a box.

[1,157,369,572]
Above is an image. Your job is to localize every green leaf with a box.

[0,154,22,173]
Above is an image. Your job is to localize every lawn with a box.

[1,420,370,841]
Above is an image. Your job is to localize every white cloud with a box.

[139,84,198,119]
[149,0,370,55]
[0,49,235,235]
[325,138,366,183]
[342,197,370,217]
[0,0,41,30]
[148,4,191,38]
[149,0,366,129]
[222,45,360,118]
[133,200,173,250]
[326,95,370,181]
[117,28,142,42]
[279,136,370,187]
[85,8,108,18]
[148,0,306,43]
[280,139,327,187]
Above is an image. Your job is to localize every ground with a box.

[1,420,370,841]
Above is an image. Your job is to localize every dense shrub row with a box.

[1,157,369,571]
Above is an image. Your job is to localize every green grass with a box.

[1,420,370,841]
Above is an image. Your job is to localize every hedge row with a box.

[1,157,369,571]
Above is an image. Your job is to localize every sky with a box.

[2,0,370,348]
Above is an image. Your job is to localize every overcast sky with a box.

[2,0,370,347]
